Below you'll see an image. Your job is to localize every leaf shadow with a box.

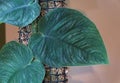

[68,66,101,83]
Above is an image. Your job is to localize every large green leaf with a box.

[0,0,40,27]
[0,41,45,83]
[29,8,108,67]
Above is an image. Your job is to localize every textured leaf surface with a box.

[29,8,108,67]
[0,41,45,83]
[0,0,40,27]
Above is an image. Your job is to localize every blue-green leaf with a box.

[29,8,108,67]
[0,41,45,83]
[0,0,40,27]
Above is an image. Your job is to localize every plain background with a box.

[5,0,120,83]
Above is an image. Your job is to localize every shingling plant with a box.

[0,0,108,83]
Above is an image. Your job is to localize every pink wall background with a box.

[6,0,120,83]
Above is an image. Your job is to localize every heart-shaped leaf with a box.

[0,41,45,83]
[29,8,108,67]
[0,0,40,27]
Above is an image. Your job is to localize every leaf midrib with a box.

[43,34,82,51]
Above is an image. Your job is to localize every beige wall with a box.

[5,0,120,83]
[6,24,18,42]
